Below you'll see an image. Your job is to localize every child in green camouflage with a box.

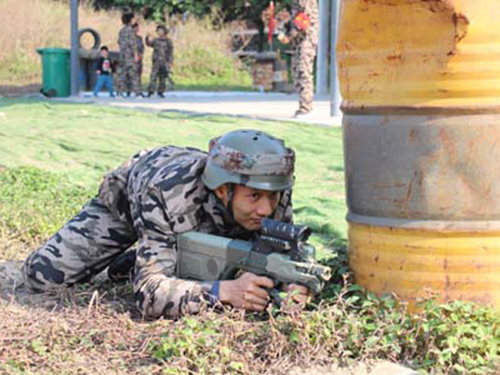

[146,25,174,98]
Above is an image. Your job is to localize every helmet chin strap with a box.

[226,183,235,222]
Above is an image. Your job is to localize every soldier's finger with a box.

[245,291,269,306]
[245,301,267,312]
[248,284,270,300]
[253,276,274,289]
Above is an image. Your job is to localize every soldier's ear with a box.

[214,184,228,204]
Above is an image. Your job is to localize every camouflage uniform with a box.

[136,34,145,89]
[23,146,293,319]
[117,24,141,95]
[289,0,319,114]
[146,36,174,94]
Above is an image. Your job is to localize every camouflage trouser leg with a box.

[23,198,137,291]
[292,40,317,113]
[118,61,141,95]
[158,68,167,94]
[115,65,123,95]
[147,64,159,94]
[137,60,143,91]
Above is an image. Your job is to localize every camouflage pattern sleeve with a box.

[118,25,138,60]
[289,0,319,46]
[132,185,214,319]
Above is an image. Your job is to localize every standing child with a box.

[93,46,115,98]
[146,25,174,98]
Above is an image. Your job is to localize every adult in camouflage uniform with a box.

[146,25,174,98]
[22,130,309,319]
[117,12,142,97]
[287,0,319,116]
[133,23,145,90]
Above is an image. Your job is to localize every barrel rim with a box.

[341,104,500,115]
[347,213,500,232]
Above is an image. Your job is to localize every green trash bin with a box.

[36,48,71,98]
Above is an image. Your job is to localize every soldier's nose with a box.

[256,197,273,217]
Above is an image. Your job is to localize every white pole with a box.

[316,0,331,95]
[70,0,80,96]
[330,0,341,117]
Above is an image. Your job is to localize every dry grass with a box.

[0,0,251,89]
[0,0,122,84]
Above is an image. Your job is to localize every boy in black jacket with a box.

[93,46,116,98]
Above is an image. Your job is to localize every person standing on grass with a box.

[22,130,310,319]
[146,25,174,98]
[133,22,145,91]
[117,11,143,98]
[93,46,115,98]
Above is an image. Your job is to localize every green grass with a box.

[2,98,500,374]
[0,98,345,253]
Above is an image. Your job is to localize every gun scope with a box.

[261,219,311,243]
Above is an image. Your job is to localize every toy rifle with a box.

[177,219,331,304]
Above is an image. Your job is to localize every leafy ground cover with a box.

[1,99,500,374]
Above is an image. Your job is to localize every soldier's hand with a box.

[281,284,311,312]
[96,70,101,75]
[219,272,273,312]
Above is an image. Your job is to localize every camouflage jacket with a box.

[98,146,293,319]
[118,25,138,62]
[289,0,319,47]
[146,36,174,65]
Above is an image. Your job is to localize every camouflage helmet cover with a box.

[202,129,295,191]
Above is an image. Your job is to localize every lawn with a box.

[0,98,346,255]
[2,99,500,374]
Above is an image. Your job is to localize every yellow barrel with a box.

[338,0,500,309]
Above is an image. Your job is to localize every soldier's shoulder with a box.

[144,146,207,189]
[150,147,209,218]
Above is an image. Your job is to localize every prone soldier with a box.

[22,130,310,319]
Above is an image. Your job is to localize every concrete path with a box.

[72,91,342,127]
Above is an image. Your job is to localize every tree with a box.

[91,0,293,51]
[91,0,211,21]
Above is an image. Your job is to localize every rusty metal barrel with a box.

[337,0,500,308]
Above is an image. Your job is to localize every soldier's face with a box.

[215,184,281,231]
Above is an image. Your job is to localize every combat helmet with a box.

[202,129,295,191]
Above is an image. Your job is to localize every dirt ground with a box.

[0,261,417,375]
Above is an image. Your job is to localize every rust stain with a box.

[443,259,448,270]
[386,54,403,62]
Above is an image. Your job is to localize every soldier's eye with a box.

[251,193,260,201]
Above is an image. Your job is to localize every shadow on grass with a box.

[174,84,257,92]
[0,83,41,98]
